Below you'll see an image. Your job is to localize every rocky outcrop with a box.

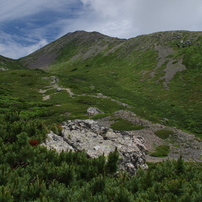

[42,119,148,174]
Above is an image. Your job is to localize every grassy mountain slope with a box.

[19,31,126,69]
[0,55,24,70]
[18,30,202,135]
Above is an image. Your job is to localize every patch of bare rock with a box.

[149,45,187,89]
[110,110,202,162]
[42,119,148,174]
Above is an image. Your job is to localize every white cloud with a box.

[59,0,138,38]
[0,0,77,23]
[133,0,202,35]
[0,40,47,59]
[71,0,202,38]
[0,31,48,59]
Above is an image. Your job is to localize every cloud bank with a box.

[0,32,48,59]
[1,0,202,58]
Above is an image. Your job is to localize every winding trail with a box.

[39,76,129,107]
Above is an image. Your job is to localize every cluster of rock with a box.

[176,40,192,48]
[42,119,148,174]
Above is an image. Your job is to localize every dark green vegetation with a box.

[0,69,55,124]
[19,30,202,136]
[154,129,174,139]
[151,145,170,157]
[110,117,145,131]
[0,55,23,70]
[1,112,202,201]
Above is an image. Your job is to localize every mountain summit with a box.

[19,31,126,69]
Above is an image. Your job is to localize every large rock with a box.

[42,119,148,174]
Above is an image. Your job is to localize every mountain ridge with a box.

[19,30,126,69]
[18,30,202,81]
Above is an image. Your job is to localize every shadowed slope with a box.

[0,55,24,70]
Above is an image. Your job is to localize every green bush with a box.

[1,110,202,202]
[150,145,170,157]
[154,129,174,139]
[110,118,145,131]
[106,148,119,174]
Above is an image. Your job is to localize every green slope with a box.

[46,31,202,135]
[0,55,24,70]
[11,31,202,135]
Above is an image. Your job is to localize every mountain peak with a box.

[19,30,126,69]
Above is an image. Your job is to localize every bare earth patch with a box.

[152,45,186,89]
[97,110,202,163]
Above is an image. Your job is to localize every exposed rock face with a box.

[42,119,148,174]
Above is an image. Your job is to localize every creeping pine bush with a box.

[151,145,170,157]
[1,110,202,201]
[154,129,174,139]
[110,118,145,131]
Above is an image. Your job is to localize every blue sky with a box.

[1,0,202,59]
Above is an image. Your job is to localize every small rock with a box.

[87,107,103,116]
[56,88,62,92]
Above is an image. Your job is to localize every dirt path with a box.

[39,76,129,107]
[39,76,74,100]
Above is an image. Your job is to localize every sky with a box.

[1,0,202,59]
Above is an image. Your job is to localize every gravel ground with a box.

[98,110,202,163]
